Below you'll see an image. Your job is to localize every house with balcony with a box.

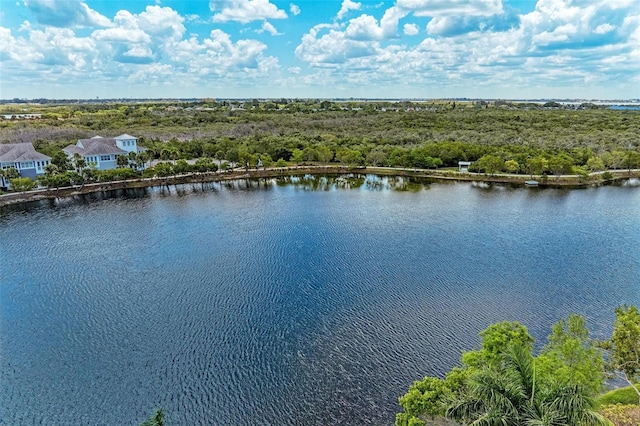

[0,143,51,188]
[63,134,144,170]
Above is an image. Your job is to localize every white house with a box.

[2,114,42,120]
[63,134,144,171]
[458,161,472,172]
[0,143,51,187]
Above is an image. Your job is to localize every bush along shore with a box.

[1,164,639,208]
[396,306,640,426]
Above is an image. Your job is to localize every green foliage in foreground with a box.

[7,177,36,192]
[599,306,640,406]
[140,408,164,426]
[598,386,640,406]
[397,314,610,426]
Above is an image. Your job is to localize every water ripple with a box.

[1,179,639,425]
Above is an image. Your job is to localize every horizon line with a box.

[2,97,640,103]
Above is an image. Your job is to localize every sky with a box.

[0,0,638,100]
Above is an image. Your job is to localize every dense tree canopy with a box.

[1,101,639,180]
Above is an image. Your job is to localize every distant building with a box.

[63,134,144,171]
[0,143,51,187]
[458,161,472,172]
[2,114,42,120]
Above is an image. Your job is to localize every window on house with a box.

[100,155,111,161]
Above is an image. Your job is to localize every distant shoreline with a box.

[1,166,639,208]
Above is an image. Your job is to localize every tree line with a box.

[1,101,638,153]
[2,101,639,191]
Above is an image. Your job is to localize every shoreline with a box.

[1,166,639,208]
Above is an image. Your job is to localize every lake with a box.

[1,175,639,425]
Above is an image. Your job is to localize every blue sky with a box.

[0,0,638,99]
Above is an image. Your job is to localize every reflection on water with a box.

[273,174,431,192]
[1,176,639,425]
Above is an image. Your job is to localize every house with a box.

[458,161,472,172]
[0,143,51,187]
[63,134,144,171]
[2,114,42,120]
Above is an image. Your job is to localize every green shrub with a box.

[9,177,36,192]
[598,386,640,406]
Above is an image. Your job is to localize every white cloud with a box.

[2,2,285,96]
[127,63,173,84]
[342,7,405,41]
[19,20,32,32]
[532,23,577,45]
[90,6,186,65]
[123,45,154,60]
[93,27,151,44]
[403,23,419,35]
[137,5,185,40]
[379,6,407,38]
[345,15,383,40]
[594,23,615,34]
[201,29,270,69]
[210,0,287,24]
[425,17,452,35]
[185,14,201,23]
[3,0,639,99]
[396,0,503,17]
[23,0,111,28]
[337,0,361,20]
[296,24,377,65]
[163,29,280,81]
[518,0,635,56]
[260,21,281,36]
[293,0,639,98]
[1,26,97,69]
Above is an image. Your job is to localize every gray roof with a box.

[116,134,137,140]
[0,143,51,162]
[64,137,127,156]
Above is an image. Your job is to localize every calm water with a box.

[1,175,639,425]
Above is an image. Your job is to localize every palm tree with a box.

[116,154,129,168]
[1,167,19,188]
[72,154,87,187]
[447,344,611,426]
[137,151,150,169]
[72,153,86,174]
